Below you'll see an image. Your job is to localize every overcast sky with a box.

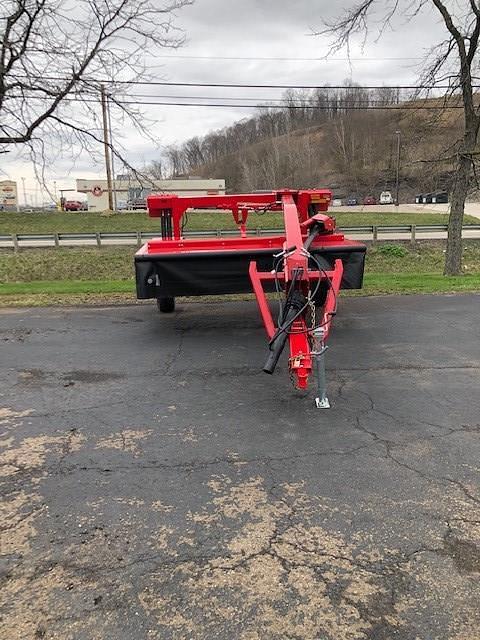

[3,0,447,204]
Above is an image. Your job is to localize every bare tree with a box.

[145,159,164,179]
[165,144,186,176]
[0,0,192,188]
[318,0,480,275]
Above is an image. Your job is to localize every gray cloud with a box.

[5,0,449,198]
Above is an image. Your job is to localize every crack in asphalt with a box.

[163,328,185,376]
[51,444,372,476]
[1,363,478,393]
[349,392,480,508]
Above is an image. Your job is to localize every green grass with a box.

[367,242,480,273]
[1,241,479,306]
[0,279,133,295]
[0,247,134,282]
[336,212,479,227]
[3,242,480,283]
[1,209,479,234]
[361,272,480,294]
[0,211,162,233]
[1,273,479,307]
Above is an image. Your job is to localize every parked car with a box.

[433,191,448,203]
[422,193,433,204]
[345,197,358,206]
[64,200,87,211]
[379,191,394,205]
[127,198,147,210]
[363,195,377,205]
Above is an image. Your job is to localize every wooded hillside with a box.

[153,85,464,199]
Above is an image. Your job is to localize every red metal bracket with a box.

[300,212,336,233]
[249,262,276,339]
[147,189,333,240]
[321,259,343,341]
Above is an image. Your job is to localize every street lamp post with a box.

[394,130,401,207]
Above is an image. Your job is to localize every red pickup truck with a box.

[64,200,87,211]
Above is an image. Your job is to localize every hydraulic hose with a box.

[303,223,322,252]
[263,290,306,375]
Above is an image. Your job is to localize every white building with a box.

[76,176,226,211]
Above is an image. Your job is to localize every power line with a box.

[5,94,466,109]
[148,54,422,62]
[9,92,404,103]
[105,93,410,102]
[42,100,472,110]
[99,101,466,109]
[9,92,438,105]
[12,75,466,90]
[109,81,461,90]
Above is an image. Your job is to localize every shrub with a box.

[376,243,409,258]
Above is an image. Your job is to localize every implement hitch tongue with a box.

[248,191,346,408]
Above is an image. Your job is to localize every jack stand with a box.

[312,328,330,409]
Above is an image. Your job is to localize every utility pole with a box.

[106,93,117,210]
[53,180,59,210]
[394,130,401,207]
[21,177,27,208]
[100,84,114,210]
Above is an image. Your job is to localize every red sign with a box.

[92,185,103,197]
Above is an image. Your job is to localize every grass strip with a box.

[0,279,134,295]
[1,273,479,307]
[2,242,480,284]
[361,272,480,294]
[2,210,479,234]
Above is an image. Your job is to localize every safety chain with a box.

[307,289,319,351]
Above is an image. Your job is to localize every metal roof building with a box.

[76,176,226,211]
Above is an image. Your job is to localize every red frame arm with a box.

[147,189,332,240]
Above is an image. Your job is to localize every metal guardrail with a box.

[1,224,480,249]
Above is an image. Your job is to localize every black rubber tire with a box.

[157,297,175,313]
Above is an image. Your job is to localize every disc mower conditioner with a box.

[134,189,366,407]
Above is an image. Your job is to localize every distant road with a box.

[332,202,480,219]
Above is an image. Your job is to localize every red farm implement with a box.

[135,189,366,407]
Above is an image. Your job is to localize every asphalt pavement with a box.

[1,295,480,639]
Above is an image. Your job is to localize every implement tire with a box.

[157,297,175,313]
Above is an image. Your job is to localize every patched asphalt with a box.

[1,294,479,639]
